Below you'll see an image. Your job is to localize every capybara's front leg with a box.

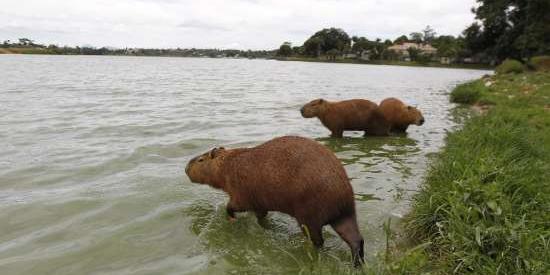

[255,210,267,221]
[391,124,408,133]
[226,200,245,222]
[299,222,324,248]
[255,210,268,227]
[330,129,343,138]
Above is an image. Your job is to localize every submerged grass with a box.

[406,72,550,274]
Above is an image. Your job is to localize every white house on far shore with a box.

[387,42,437,57]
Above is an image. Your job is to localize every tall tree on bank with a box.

[422,25,437,44]
[277,42,292,57]
[465,0,550,61]
[303,28,351,56]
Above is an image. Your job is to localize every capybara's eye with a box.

[198,158,204,162]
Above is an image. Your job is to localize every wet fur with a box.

[378,97,424,133]
[186,136,364,266]
[301,99,389,138]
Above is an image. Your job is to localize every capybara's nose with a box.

[300,107,305,116]
[419,118,425,125]
[185,163,190,175]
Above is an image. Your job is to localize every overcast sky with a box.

[0,0,478,50]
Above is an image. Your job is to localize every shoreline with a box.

[395,70,550,273]
[1,48,492,70]
[276,56,493,70]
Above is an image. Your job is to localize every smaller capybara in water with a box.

[378,97,425,133]
[300,98,389,138]
[185,136,364,266]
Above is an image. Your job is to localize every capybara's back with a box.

[300,98,389,137]
[222,136,354,223]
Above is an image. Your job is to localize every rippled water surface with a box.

[0,55,488,274]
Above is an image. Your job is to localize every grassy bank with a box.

[278,56,493,70]
[0,47,60,54]
[403,72,550,274]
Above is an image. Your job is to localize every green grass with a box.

[450,81,487,104]
[495,59,525,74]
[529,56,550,72]
[405,72,550,274]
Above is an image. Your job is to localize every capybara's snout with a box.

[185,161,190,175]
[300,107,306,117]
[419,117,425,125]
[185,156,198,179]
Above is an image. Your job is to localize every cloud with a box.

[177,20,230,32]
[0,0,478,49]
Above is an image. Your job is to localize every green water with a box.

[0,55,489,274]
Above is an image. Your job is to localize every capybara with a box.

[185,136,364,266]
[300,98,389,138]
[378,97,425,133]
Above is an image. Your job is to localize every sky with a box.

[0,0,478,50]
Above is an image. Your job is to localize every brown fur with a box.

[300,98,389,138]
[378,97,425,133]
[185,136,364,266]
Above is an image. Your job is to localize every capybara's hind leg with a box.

[300,223,324,248]
[331,216,364,267]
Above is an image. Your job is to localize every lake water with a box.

[0,55,487,274]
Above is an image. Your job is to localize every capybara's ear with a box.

[208,147,225,159]
[407,105,413,110]
[319,98,325,103]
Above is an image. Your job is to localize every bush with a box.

[450,81,484,104]
[529,55,550,72]
[495,59,524,74]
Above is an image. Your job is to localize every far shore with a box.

[276,56,493,70]
[1,47,492,70]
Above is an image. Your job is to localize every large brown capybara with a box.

[378,97,425,133]
[185,136,364,266]
[300,98,389,138]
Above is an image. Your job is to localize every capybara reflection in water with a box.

[378,97,425,133]
[185,136,364,266]
[300,99,389,138]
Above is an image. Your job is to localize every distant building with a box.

[359,50,370,61]
[387,42,437,59]
[343,50,370,60]
[440,57,452,64]
[343,53,357,59]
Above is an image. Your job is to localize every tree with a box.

[422,25,437,44]
[18,38,34,46]
[291,46,303,55]
[303,37,323,57]
[277,42,292,57]
[409,32,423,44]
[326,49,340,61]
[465,0,550,61]
[407,47,421,61]
[463,22,487,55]
[433,35,461,58]
[303,28,351,56]
[351,36,370,53]
[394,35,408,44]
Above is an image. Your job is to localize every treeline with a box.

[277,26,466,63]
[0,38,276,59]
[278,0,550,64]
